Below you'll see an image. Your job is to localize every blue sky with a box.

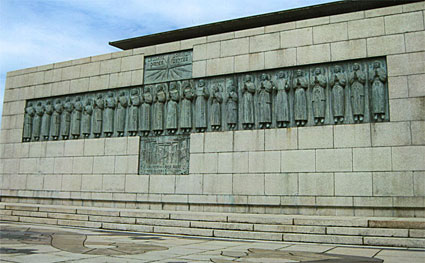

[0,0,333,127]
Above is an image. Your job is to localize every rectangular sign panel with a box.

[144,51,192,84]
[139,135,190,175]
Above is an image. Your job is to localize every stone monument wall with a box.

[1,1,424,217]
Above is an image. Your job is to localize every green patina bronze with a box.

[21,52,389,175]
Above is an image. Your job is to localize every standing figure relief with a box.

[275,71,290,128]
[349,63,366,123]
[330,66,347,124]
[369,60,387,121]
[166,82,179,134]
[61,98,73,140]
[52,99,62,140]
[194,79,209,132]
[71,96,83,139]
[116,91,128,137]
[23,102,34,142]
[153,84,166,135]
[140,86,153,136]
[41,100,53,140]
[23,59,388,141]
[293,69,308,127]
[128,88,140,136]
[93,94,104,138]
[82,99,93,138]
[258,73,273,129]
[180,81,193,134]
[242,75,255,129]
[104,91,116,137]
[226,80,238,130]
[210,83,223,131]
[311,68,327,125]
[33,101,43,141]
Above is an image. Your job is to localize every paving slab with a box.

[1,221,424,263]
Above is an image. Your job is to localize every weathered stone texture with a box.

[330,39,367,61]
[408,74,425,97]
[1,1,425,219]
[265,173,298,195]
[299,173,334,196]
[387,52,425,77]
[297,44,330,65]
[281,150,315,172]
[388,76,408,99]
[335,172,372,196]
[264,48,297,69]
[313,22,348,44]
[281,28,313,49]
[384,11,424,34]
[206,57,234,76]
[298,126,333,149]
[296,16,330,28]
[373,172,414,196]
[249,33,280,53]
[316,149,352,172]
[392,146,425,171]
[367,34,406,56]
[353,147,392,172]
[348,17,385,39]
[233,174,265,195]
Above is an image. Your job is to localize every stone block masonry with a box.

[1,1,424,224]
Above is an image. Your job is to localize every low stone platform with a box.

[1,202,424,248]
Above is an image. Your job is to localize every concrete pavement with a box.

[1,221,424,262]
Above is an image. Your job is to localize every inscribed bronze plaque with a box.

[144,51,192,84]
[139,135,190,175]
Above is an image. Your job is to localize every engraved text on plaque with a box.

[139,135,190,175]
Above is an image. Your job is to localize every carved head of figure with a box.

[170,89,179,101]
[226,79,234,87]
[65,97,71,104]
[261,73,269,81]
[156,84,164,92]
[182,81,191,91]
[353,63,360,71]
[37,101,42,107]
[228,82,236,92]
[278,71,286,79]
[85,99,91,106]
[131,88,138,96]
[198,79,205,87]
[144,86,151,94]
[314,68,322,75]
[182,82,190,91]
[107,91,114,98]
[75,96,81,102]
[56,99,61,105]
[97,94,103,100]
[245,75,252,82]
[119,91,125,97]
[169,82,177,90]
[296,69,303,77]
[46,100,51,106]
[26,103,33,114]
[373,61,381,69]
[334,66,342,73]
[213,84,220,93]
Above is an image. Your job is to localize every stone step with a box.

[1,202,424,248]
